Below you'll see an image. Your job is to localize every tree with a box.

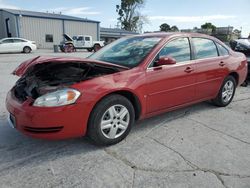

[160,23,171,32]
[159,24,179,32]
[116,0,146,32]
[233,29,242,38]
[171,25,179,32]
[201,22,216,32]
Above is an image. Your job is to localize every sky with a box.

[0,0,250,37]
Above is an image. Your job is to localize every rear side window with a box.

[159,37,191,63]
[13,39,26,43]
[216,43,229,56]
[85,37,90,41]
[193,38,218,59]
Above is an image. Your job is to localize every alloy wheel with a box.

[222,80,234,103]
[100,105,130,139]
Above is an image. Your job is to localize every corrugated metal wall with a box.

[19,17,98,48]
[0,11,4,38]
[0,11,18,39]
[64,20,98,41]
[19,16,63,48]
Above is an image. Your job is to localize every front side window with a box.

[216,43,229,56]
[193,38,218,59]
[89,36,162,68]
[77,36,83,41]
[159,37,191,63]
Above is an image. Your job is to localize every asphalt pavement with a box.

[0,49,250,188]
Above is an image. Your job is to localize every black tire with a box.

[93,44,101,52]
[212,75,236,107]
[87,48,93,52]
[23,46,31,53]
[88,94,135,146]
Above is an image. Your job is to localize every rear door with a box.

[13,39,25,52]
[84,36,92,48]
[191,37,229,100]
[146,37,196,113]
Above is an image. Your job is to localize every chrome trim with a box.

[146,36,229,71]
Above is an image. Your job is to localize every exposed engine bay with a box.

[13,62,119,102]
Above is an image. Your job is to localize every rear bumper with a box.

[5,90,89,140]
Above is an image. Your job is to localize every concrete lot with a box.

[0,50,250,188]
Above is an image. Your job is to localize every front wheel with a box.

[87,48,93,52]
[212,75,236,107]
[88,94,135,145]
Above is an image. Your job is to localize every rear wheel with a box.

[93,44,101,52]
[88,94,135,145]
[212,75,236,107]
[23,46,31,53]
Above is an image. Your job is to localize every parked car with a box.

[59,34,104,52]
[230,38,250,79]
[6,33,248,145]
[0,38,37,53]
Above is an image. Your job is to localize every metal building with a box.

[0,9,100,48]
[100,27,138,44]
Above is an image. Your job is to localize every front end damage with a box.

[13,61,119,103]
[6,57,126,139]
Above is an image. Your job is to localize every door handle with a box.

[219,61,226,66]
[184,67,194,73]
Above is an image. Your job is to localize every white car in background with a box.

[0,38,37,53]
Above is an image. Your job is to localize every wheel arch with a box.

[88,90,142,124]
[228,72,239,85]
[94,43,101,46]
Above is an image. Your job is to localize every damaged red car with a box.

[6,33,248,145]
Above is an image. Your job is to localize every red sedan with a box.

[6,33,248,145]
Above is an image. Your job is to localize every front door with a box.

[146,37,196,114]
[75,36,84,48]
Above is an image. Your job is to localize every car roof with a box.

[133,32,219,41]
[0,37,29,41]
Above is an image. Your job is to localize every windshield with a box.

[89,36,162,68]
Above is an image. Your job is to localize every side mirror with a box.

[156,56,176,66]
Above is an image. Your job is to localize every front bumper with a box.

[5,90,89,140]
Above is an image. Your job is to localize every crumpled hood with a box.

[13,56,129,77]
